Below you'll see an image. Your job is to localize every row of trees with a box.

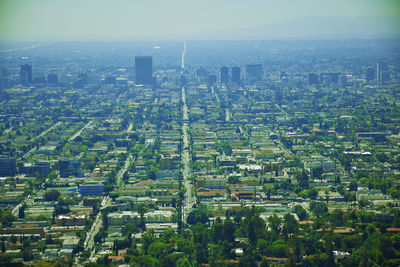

[86,203,400,266]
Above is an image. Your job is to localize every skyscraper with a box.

[308,73,319,84]
[105,76,116,85]
[208,75,217,85]
[232,66,241,83]
[47,74,58,84]
[377,61,389,84]
[0,155,16,177]
[365,67,375,82]
[0,68,10,89]
[73,73,88,89]
[220,66,229,83]
[245,64,262,82]
[20,64,32,85]
[135,56,153,85]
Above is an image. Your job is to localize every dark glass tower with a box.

[47,74,58,84]
[135,56,153,85]
[377,61,389,84]
[365,67,375,82]
[232,66,241,83]
[308,73,319,84]
[220,66,229,83]
[20,64,32,85]
[245,64,262,82]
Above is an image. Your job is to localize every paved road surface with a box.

[116,154,133,187]
[181,85,194,223]
[180,42,195,224]
[69,121,93,142]
[22,121,63,159]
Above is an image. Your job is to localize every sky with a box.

[0,0,400,41]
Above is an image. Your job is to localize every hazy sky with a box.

[0,0,399,41]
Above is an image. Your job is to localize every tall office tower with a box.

[232,66,241,83]
[105,76,116,85]
[208,75,217,85]
[320,73,340,86]
[340,75,347,87]
[220,66,229,83]
[377,61,389,84]
[308,73,319,84]
[59,159,83,178]
[0,155,16,177]
[0,68,7,79]
[196,67,207,78]
[0,68,10,89]
[47,74,58,84]
[73,74,88,89]
[245,64,262,82]
[135,56,153,85]
[365,67,375,82]
[20,64,32,85]
[280,71,288,85]
[280,71,288,80]
[196,67,208,83]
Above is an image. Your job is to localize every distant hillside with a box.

[192,16,400,40]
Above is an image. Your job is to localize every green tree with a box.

[1,240,5,253]
[141,230,156,254]
[309,188,318,200]
[323,232,336,267]
[122,223,137,237]
[330,209,344,227]
[268,213,282,235]
[375,153,389,163]
[187,209,208,225]
[22,248,34,261]
[136,204,147,231]
[0,210,16,227]
[177,236,195,260]
[267,239,287,257]
[147,170,157,180]
[257,238,269,255]
[294,205,308,221]
[349,181,358,192]
[48,171,57,180]
[239,247,258,267]
[283,213,299,239]
[176,257,192,267]
[135,255,159,267]
[148,241,167,259]
[223,218,236,243]
[310,201,328,217]
[191,223,209,264]
[44,189,61,201]
[296,170,309,188]
[18,204,26,219]
[312,167,323,180]
[208,244,225,266]
[228,176,239,184]
[242,206,266,245]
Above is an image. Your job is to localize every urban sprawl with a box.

[0,40,399,266]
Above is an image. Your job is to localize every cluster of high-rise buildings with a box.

[2,56,391,91]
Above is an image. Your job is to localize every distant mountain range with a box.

[185,16,400,40]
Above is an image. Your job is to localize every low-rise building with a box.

[79,183,103,196]
[56,214,86,226]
